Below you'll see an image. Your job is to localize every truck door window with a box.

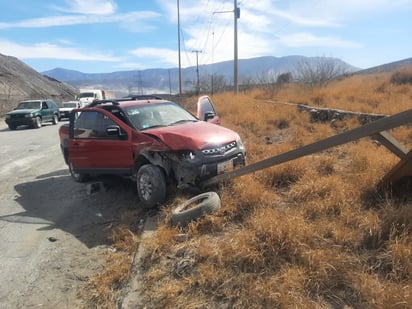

[74,111,123,139]
[197,97,216,120]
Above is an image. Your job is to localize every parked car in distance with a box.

[59,95,246,208]
[59,101,81,120]
[5,99,60,130]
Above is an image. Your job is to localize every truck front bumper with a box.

[174,152,246,188]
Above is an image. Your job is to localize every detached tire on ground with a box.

[171,192,221,227]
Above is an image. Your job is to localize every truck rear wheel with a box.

[52,114,59,125]
[136,164,166,208]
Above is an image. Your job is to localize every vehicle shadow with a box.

[7,171,145,248]
[0,123,56,132]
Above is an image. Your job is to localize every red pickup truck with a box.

[59,95,246,208]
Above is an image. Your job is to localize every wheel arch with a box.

[134,151,172,180]
[60,138,69,165]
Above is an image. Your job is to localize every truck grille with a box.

[202,141,237,156]
[11,114,25,118]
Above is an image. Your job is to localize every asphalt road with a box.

[0,120,142,308]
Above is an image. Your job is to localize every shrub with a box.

[390,68,412,85]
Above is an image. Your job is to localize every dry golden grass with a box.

[79,211,141,309]
[136,71,412,308]
[83,70,412,308]
[269,71,412,115]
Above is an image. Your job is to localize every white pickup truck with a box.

[77,89,116,107]
[59,101,81,120]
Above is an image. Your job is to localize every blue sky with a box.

[0,0,411,73]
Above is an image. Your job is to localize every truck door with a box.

[68,110,133,174]
[41,101,52,121]
[196,96,221,125]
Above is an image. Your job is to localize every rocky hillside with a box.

[0,53,78,116]
[355,57,412,75]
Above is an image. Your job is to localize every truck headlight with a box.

[24,113,33,118]
[179,151,196,160]
[236,134,245,151]
[5,114,11,119]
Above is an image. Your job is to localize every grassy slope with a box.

[140,71,412,308]
[82,70,412,308]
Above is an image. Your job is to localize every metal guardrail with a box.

[201,108,412,188]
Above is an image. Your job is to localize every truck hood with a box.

[79,97,94,104]
[142,121,239,151]
[7,109,40,115]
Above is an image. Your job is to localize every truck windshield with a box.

[79,92,95,98]
[124,102,197,130]
[63,102,78,108]
[16,101,41,109]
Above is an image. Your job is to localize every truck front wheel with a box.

[33,116,42,128]
[136,164,166,208]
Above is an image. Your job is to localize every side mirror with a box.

[204,112,215,121]
[106,125,127,139]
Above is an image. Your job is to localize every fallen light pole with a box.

[201,108,412,188]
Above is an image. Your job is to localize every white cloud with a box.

[130,48,178,67]
[52,0,117,15]
[272,0,412,23]
[276,32,362,48]
[0,12,160,29]
[0,40,121,61]
[269,9,340,27]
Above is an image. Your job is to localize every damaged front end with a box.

[169,136,246,188]
[138,135,246,189]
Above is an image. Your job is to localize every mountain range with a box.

[42,55,360,96]
[1,53,412,116]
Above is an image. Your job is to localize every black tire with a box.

[171,192,221,227]
[136,164,167,208]
[52,114,59,125]
[8,124,17,130]
[69,160,87,182]
[33,116,42,128]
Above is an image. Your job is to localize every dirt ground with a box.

[0,120,145,308]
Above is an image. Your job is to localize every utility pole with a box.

[211,31,214,96]
[192,50,202,95]
[234,0,239,94]
[213,1,240,94]
[168,69,172,95]
[177,0,182,95]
